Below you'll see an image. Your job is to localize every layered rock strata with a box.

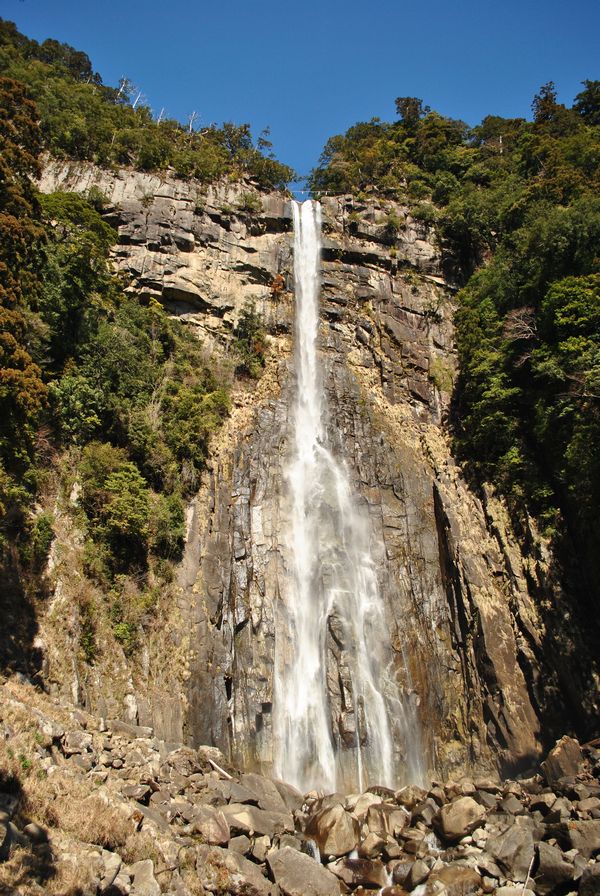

[36,160,600,783]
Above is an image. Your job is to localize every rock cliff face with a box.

[37,160,599,786]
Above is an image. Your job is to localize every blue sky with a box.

[3,0,599,180]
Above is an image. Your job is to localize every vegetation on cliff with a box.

[0,69,234,668]
[311,83,600,574]
[0,18,294,189]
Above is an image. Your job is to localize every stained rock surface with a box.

[35,160,600,783]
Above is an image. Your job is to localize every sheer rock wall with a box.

[37,160,592,782]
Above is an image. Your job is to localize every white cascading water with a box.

[273,199,424,794]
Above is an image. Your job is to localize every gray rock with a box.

[129,859,160,896]
[267,845,340,896]
[190,805,230,845]
[485,820,535,883]
[62,730,93,754]
[99,849,122,892]
[549,819,600,858]
[197,844,274,895]
[228,834,252,854]
[535,841,576,895]
[221,802,293,838]
[580,864,600,896]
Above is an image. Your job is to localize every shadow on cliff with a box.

[0,549,44,680]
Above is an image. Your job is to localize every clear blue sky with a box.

[3,0,599,180]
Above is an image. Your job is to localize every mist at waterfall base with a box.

[272,199,424,795]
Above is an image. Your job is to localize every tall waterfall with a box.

[273,200,424,794]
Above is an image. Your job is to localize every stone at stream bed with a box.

[267,845,341,896]
[434,796,486,843]
[305,802,360,856]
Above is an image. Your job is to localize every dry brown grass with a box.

[0,679,157,894]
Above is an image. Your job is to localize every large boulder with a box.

[221,803,293,838]
[267,846,340,896]
[541,736,584,785]
[328,855,388,889]
[190,805,230,845]
[580,864,600,896]
[534,841,576,895]
[548,819,600,858]
[425,865,482,896]
[485,820,535,883]
[305,803,359,857]
[434,797,486,843]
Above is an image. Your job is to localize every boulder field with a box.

[1,677,599,895]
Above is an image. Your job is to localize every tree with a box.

[573,80,600,126]
[532,81,559,123]
[394,96,430,128]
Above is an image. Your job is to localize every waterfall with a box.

[273,199,424,794]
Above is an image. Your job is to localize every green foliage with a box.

[233,302,267,379]
[30,512,54,570]
[312,79,600,576]
[0,18,295,190]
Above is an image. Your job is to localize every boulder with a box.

[541,737,584,785]
[240,773,290,812]
[129,859,160,896]
[580,864,600,896]
[549,819,600,858]
[366,803,409,838]
[267,846,340,896]
[328,855,388,889]
[305,803,360,857]
[221,803,293,838]
[190,805,230,845]
[434,797,486,843]
[197,844,274,896]
[425,865,482,896]
[534,841,576,895]
[485,820,535,883]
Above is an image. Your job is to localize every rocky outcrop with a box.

[36,160,600,784]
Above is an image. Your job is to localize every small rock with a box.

[23,822,49,844]
[228,834,251,854]
[190,805,230,845]
[328,855,388,889]
[425,865,481,896]
[407,858,430,888]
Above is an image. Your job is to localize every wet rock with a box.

[406,858,430,888]
[534,841,576,895]
[267,845,340,896]
[190,805,230,845]
[366,803,409,838]
[434,797,486,844]
[541,737,584,785]
[305,803,360,857]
